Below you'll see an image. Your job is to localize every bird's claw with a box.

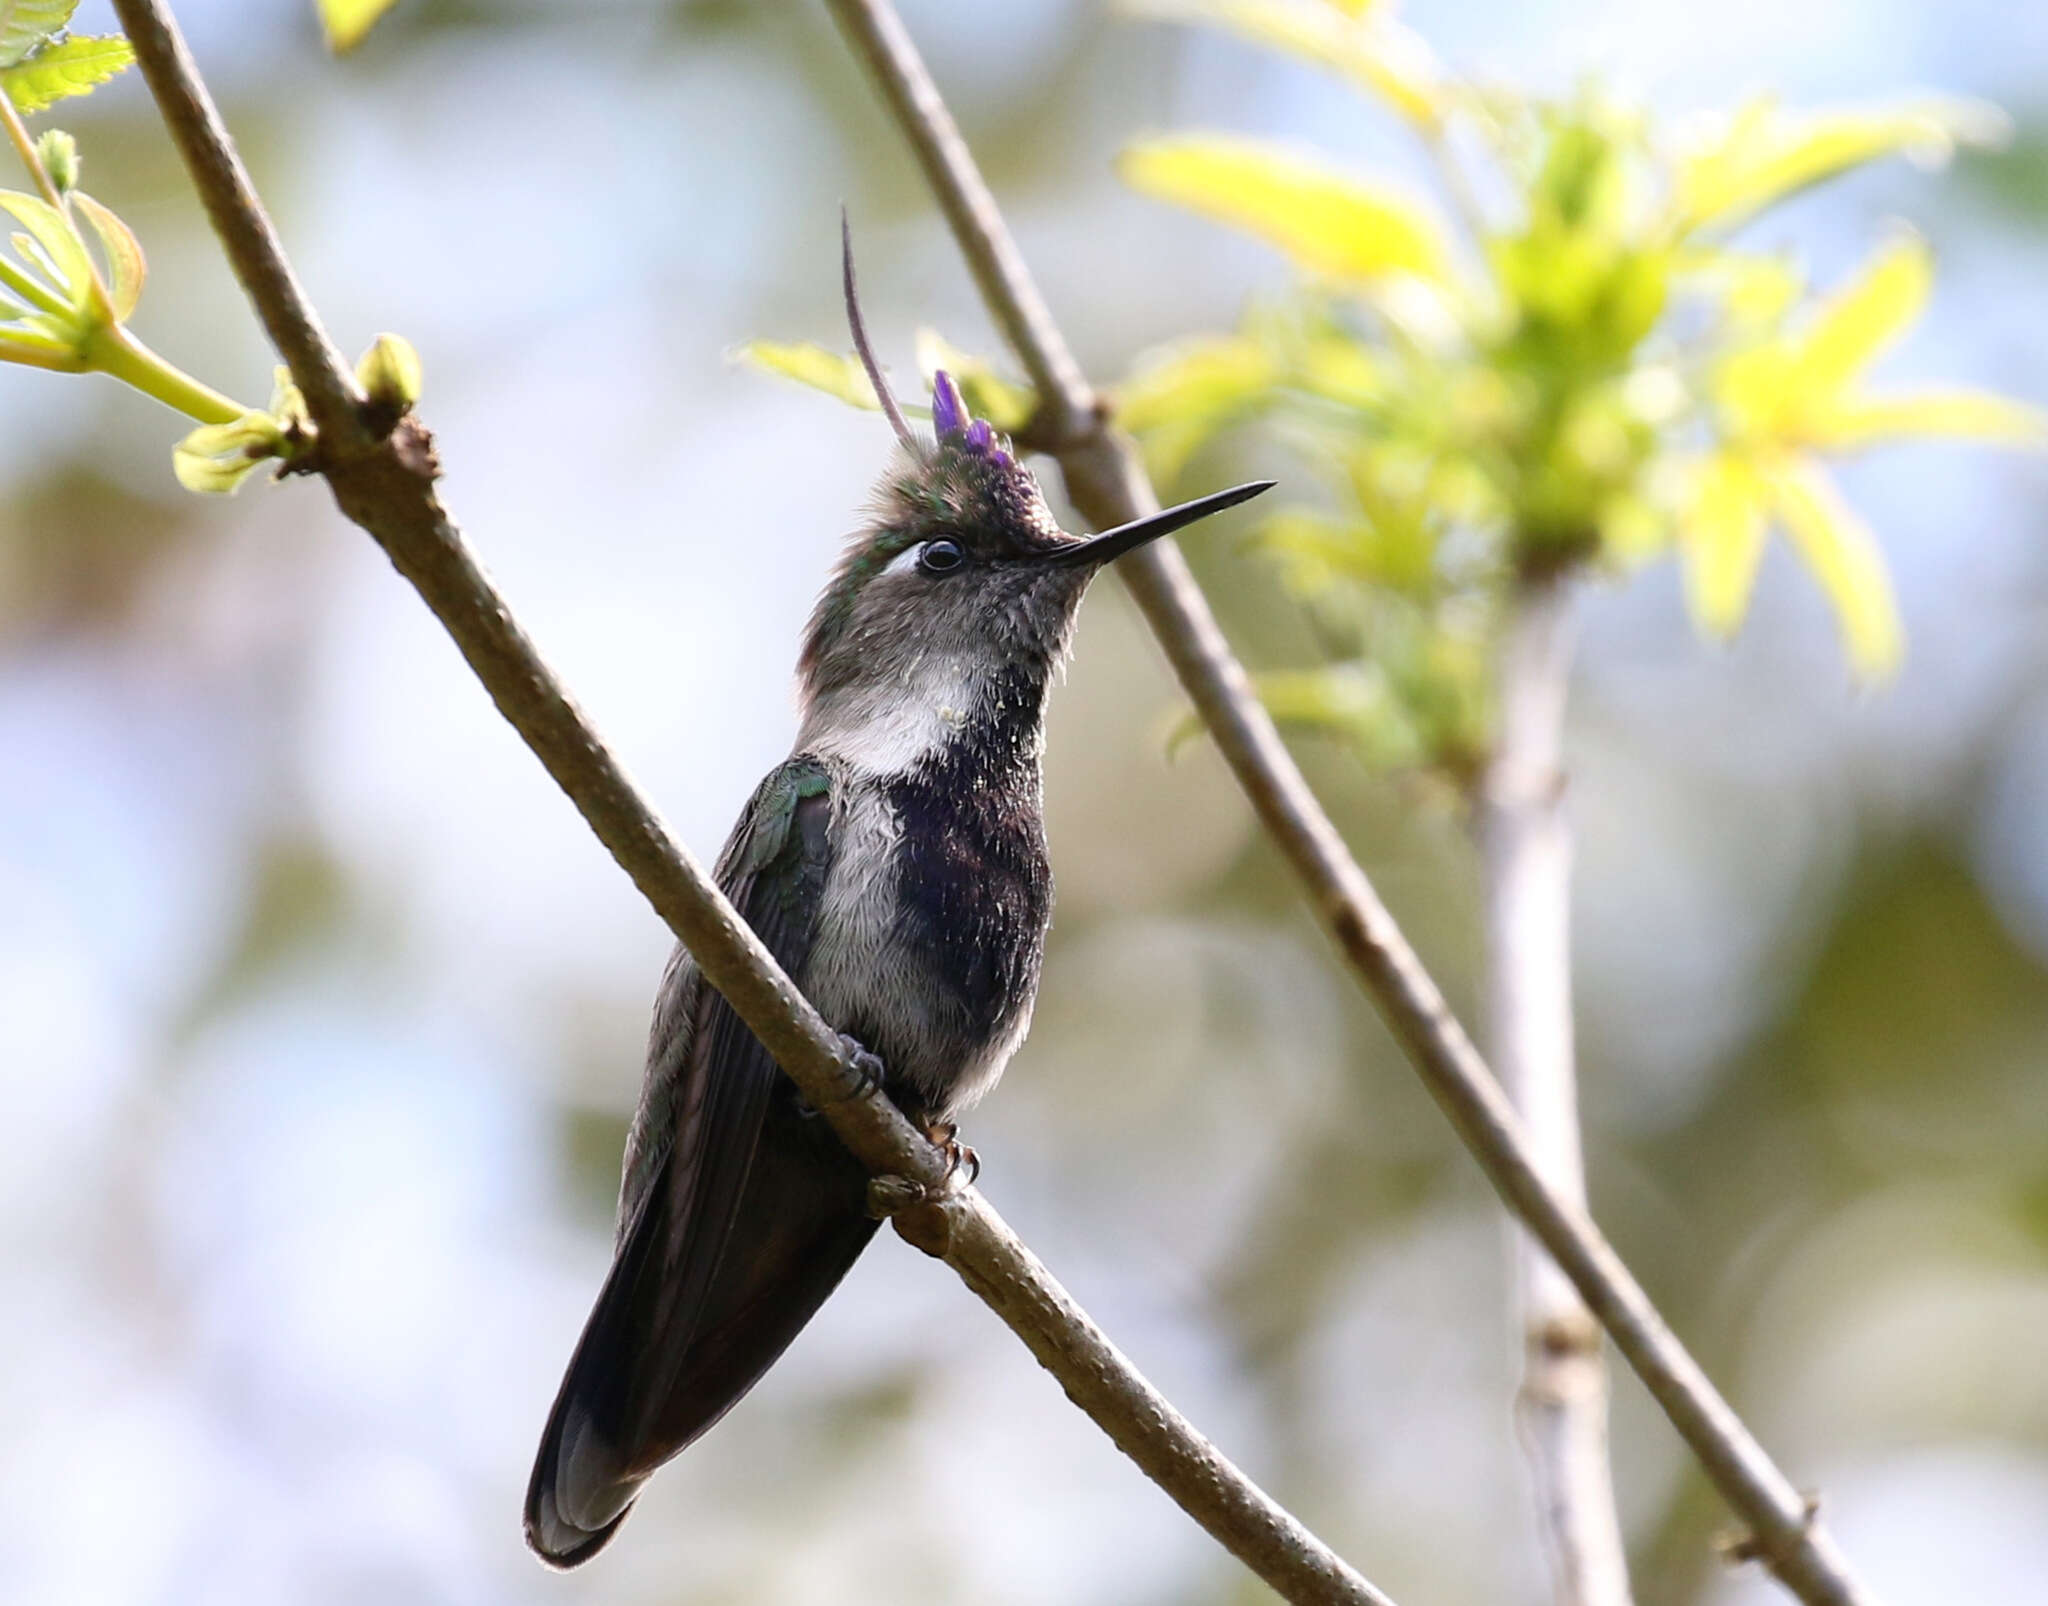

[865,1124,977,1258]
[802,1035,885,1119]
[925,1122,980,1187]
[832,1034,885,1102]
[864,1124,979,1223]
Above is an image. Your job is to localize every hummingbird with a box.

[523,226,1272,1566]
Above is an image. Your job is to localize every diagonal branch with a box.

[820,3,1873,1604]
[1481,577,1632,1606]
[108,3,1399,1603]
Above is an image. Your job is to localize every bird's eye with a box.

[917,539,965,576]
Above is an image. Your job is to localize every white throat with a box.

[797,656,980,777]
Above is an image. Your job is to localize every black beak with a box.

[1039,480,1275,568]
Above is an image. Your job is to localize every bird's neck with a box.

[797,655,1049,784]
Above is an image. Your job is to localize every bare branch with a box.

[108,3,1401,1602]
[1481,578,1633,1606]
[819,3,1875,1603]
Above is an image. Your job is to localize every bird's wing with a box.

[526,756,879,1566]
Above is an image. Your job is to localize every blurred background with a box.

[4,2,2047,1603]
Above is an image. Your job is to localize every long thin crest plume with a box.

[840,212,918,453]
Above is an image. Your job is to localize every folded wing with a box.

[525,759,877,1566]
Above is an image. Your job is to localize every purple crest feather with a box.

[929,369,1014,466]
[931,369,966,436]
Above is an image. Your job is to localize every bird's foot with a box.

[865,1123,977,1259]
[801,1035,886,1118]
[923,1121,980,1187]
[866,1169,963,1259]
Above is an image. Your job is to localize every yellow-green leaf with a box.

[735,339,885,413]
[1677,247,1803,328]
[69,191,142,320]
[2,34,133,113]
[1117,333,1279,430]
[1256,505,1438,594]
[174,411,287,495]
[1168,662,1427,769]
[1675,95,2007,234]
[0,0,74,70]
[1124,0,1440,129]
[316,0,402,53]
[1713,238,1946,446]
[1293,336,1385,408]
[1679,450,1770,638]
[1808,388,2048,450]
[1117,335,1280,485]
[1120,135,1449,283]
[1763,453,1903,678]
[1798,233,1930,396]
[0,189,90,314]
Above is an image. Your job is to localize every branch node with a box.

[1716,1493,1823,1570]
[387,414,441,482]
[1531,1308,1603,1361]
[866,1174,962,1257]
[1012,394,1112,458]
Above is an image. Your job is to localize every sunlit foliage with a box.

[1111,0,2041,768]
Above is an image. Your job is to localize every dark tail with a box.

[524,1088,878,1566]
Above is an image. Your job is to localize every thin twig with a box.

[110,3,1400,1602]
[108,1,363,446]
[0,90,66,209]
[820,3,1873,1603]
[1480,577,1632,1606]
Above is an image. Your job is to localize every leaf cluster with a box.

[1108,0,2041,773]
[0,1,423,488]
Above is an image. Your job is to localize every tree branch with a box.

[109,3,1400,1603]
[819,3,1874,1603]
[1481,578,1632,1606]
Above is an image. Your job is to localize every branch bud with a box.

[36,131,79,197]
[355,331,422,422]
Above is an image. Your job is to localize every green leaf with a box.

[1118,334,1280,431]
[1173,662,1426,769]
[1292,335,1385,409]
[0,189,91,315]
[1674,95,2008,234]
[0,225,63,315]
[2,34,132,112]
[1712,237,1935,444]
[1119,135,1450,283]
[316,0,403,54]
[735,339,886,413]
[1679,450,1770,638]
[173,411,287,494]
[1253,505,1436,594]
[1763,453,1903,679]
[1124,0,1440,129]
[69,190,142,319]
[1798,233,1930,396]
[1808,388,2048,450]
[1116,333,1280,481]
[0,0,74,70]
[1678,247,1803,328]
